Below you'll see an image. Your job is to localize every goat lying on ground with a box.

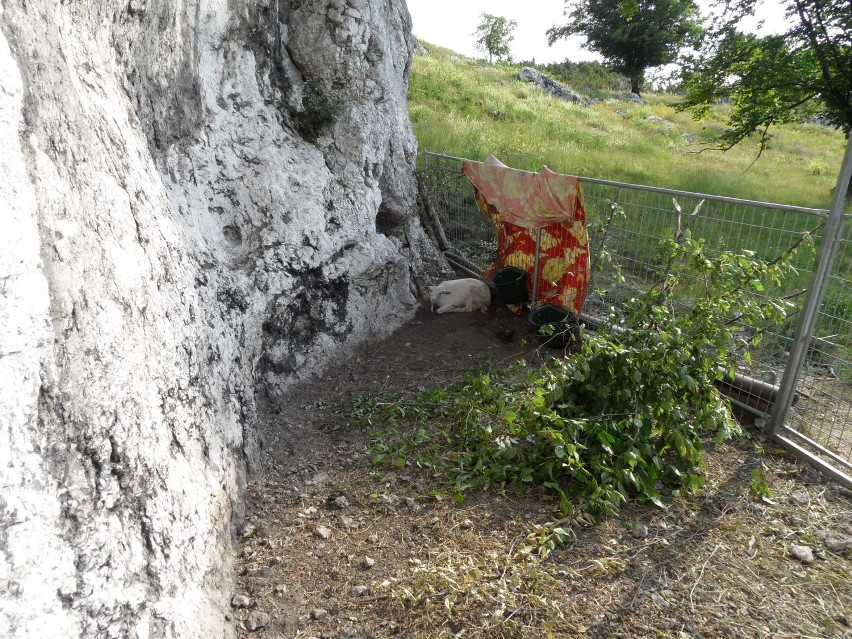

[429,278,491,314]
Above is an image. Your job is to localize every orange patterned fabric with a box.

[462,157,590,315]
[462,157,586,229]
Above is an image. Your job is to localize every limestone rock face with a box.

[0,1,438,637]
[518,66,591,105]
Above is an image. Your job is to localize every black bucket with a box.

[491,267,529,305]
[528,304,578,349]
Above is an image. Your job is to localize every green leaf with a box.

[750,468,771,498]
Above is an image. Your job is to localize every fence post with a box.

[531,228,543,308]
[768,136,852,436]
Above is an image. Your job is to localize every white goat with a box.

[429,278,491,314]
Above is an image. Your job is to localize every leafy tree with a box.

[547,0,704,95]
[474,13,518,64]
[678,0,852,154]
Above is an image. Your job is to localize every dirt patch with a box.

[232,306,852,638]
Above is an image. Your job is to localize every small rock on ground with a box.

[789,545,815,564]
[248,567,274,579]
[315,525,332,540]
[245,611,270,631]
[651,591,671,608]
[789,490,809,507]
[231,594,251,608]
[820,532,852,552]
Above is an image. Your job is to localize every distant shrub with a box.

[807,159,829,175]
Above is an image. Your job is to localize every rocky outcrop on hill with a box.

[518,67,591,105]
[0,0,439,637]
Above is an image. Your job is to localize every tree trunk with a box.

[631,75,641,95]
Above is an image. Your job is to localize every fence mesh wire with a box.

[783,220,852,467]
[422,151,852,482]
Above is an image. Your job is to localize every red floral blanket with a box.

[462,156,590,315]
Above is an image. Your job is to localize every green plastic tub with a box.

[528,304,578,349]
[491,267,529,305]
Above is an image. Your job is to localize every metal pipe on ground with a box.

[416,171,450,252]
[531,228,543,308]
[444,252,485,280]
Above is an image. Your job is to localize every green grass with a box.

[409,42,848,209]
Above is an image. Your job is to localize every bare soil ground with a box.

[232,305,852,639]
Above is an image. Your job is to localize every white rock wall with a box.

[0,0,438,636]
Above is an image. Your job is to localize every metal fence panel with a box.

[422,150,852,486]
[779,223,852,466]
[795,220,852,459]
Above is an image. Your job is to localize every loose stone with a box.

[789,545,815,564]
[789,490,809,507]
[821,533,852,552]
[245,611,270,631]
[315,525,332,540]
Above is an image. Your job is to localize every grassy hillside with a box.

[408,42,847,209]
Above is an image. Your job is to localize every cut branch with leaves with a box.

[348,202,816,547]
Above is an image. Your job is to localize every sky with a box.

[404,0,794,65]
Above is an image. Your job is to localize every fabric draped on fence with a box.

[462,155,590,315]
